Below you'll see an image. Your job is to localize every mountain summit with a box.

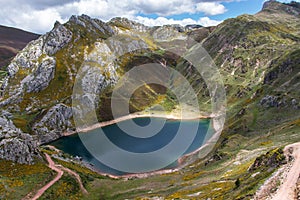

[262,0,300,15]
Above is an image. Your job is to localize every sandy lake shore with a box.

[63,108,211,136]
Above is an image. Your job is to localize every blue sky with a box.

[0,0,298,33]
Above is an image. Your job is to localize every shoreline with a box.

[63,111,210,137]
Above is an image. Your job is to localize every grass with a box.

[0,70,8,82]
[0,159,53,200]
[39,174,82,200]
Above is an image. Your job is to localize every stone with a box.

[33,103,73,143]
[7,37,44,76]
[22,56,56,93]
[152,25,187,41]
[0,115,38,164]
[43,24,72,55]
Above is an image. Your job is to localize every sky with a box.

[0,0,298,34]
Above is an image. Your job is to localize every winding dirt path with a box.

[271,142,300,200]
[31,154,64,200]
[27,153,88,200]
[58,165,88,194]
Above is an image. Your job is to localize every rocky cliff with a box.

[0,111,38,164]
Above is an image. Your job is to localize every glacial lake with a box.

[50,117,213,176]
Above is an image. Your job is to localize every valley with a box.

[0,0,299,199]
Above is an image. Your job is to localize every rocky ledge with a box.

[0,112,39,164]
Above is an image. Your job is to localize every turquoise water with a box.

[50,117,212,175]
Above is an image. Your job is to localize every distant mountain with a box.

[0,25,39,69]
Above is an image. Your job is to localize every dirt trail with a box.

[26,153,88,200]
[58,165,88,194]
[271,142,300,200]
[31,154,64,200]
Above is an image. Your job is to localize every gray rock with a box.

[43,23,72,55]
[109,17,149,33]
[70,15,115,36]
[152,25,187,41]
[33,103,73,143]
[90,18,115,36]
[260,95,287,108]
[2,37,45,105]
[107,36,149,57]
[22,56,56,93]
[264,59,293,84]
[7,37,44,76]
[291,99,299,109]
[69,15,87,27]
[0,115,38,164]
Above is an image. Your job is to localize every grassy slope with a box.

[0,159,54,200]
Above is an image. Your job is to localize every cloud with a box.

[0,0,229,33]
[0,1,64,33]
[130,0,195,16]
[197,17,222,26]
[196,2,227,15]
[134,16,222,27]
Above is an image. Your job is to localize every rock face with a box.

[263,57,295,85]
[109,17,149,33]
[43,22,73,55]
[0,22,73,109]
[33,104,73,143]
[260,95,284,108]
[71,15,115,36]
[23,56,56,93]
[249,148,286,172]
[0,113,38,164]
[260,95,299,109]
[152,25,186,41]
[262,0,300,15]
[7,37,44,76]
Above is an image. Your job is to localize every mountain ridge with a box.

[0,25,39,70]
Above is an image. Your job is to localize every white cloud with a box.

[0,0,228,33]
[134,16,222,27]
[130,0,196,16]
[197,17,222,27]
[196,2,227,15]
[0,3,64,33]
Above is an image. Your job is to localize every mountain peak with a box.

[262,0,300,15]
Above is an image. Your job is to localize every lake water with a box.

[50,117,213,176]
